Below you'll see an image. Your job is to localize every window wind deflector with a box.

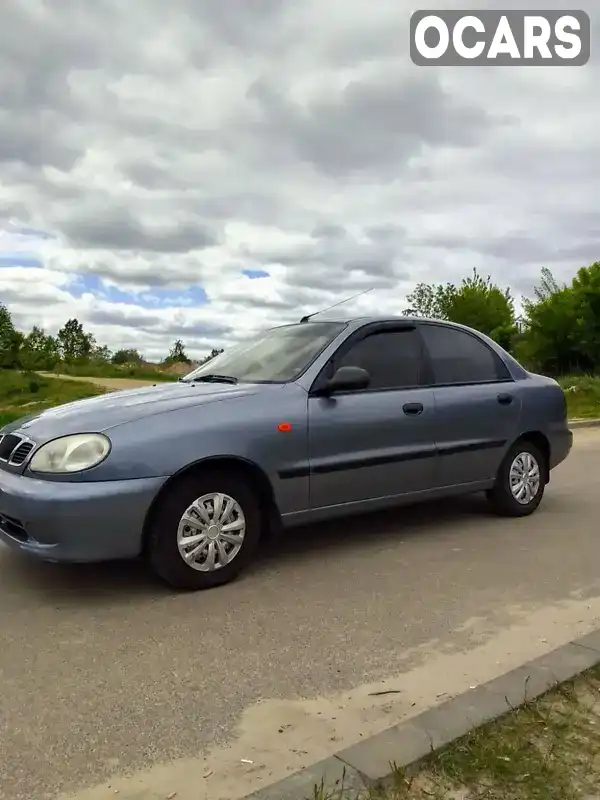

[187,374,239,384]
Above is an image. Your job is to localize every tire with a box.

[147,469,262,590]
[487,440,546,518]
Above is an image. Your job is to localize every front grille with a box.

[0,433,36,466]
[0,435,20,460]
[9,442,34,466]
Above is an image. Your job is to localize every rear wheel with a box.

[487,441,546,517]
[147,470,262,590]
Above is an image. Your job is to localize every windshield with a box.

[183,321,347,384]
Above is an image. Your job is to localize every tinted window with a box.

[420,324,510,385]
[337,329,423,390]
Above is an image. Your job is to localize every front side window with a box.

[336,329,424,390]
[420,324,510,385]
[182,321,346,384]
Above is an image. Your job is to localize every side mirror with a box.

[323,365,370,395]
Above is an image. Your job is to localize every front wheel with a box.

[487,441,546,517]
[147,470,262,590]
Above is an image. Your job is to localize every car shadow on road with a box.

[0,491,534,607]
[256,492,491,567]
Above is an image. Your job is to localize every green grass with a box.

[0,370,104,429]
[424,671,600,800]
[558,375,600,420]
[56,362,178,382]
[0,411,23,427]
[311,667,600,800]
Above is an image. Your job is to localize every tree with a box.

[56,318,95,362]
[0,304,26,369]
[199,347,224,365]
[90,343,112,363]
[112,348,143,365]
[166,339,190,364]
[0,303,19,368]
[518,263,600,375]
[569,261,600,369]
[533,266,563,302]
[519,284,580,374]
[20,326,60,370]
[439,269,517,350]
[405,269,517,350]
[404,282,452,319]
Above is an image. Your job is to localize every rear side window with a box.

[420,324,511,385]
[336,329,423,390]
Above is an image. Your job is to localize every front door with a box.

[419,323,522,487]
[307,325,437,510]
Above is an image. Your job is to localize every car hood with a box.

[3,381,264,442]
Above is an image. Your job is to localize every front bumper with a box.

[0,469,166,563]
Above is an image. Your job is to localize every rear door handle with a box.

[403,402,423,416]
[497,393,513,405]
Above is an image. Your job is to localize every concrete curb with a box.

[245,631,600,799]
[570,418,600,429]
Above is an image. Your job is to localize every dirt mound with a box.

[161,361,198,375]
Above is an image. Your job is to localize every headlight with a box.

[29,434,111,474]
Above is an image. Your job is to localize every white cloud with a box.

[0,0,598,360]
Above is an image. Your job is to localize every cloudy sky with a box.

[0,0,597,360]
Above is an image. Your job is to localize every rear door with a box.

[419,323,522,488]
[307,323,437,510]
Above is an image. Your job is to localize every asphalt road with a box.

[2,429,600,800]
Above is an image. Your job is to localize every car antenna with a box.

[299,287,373,323]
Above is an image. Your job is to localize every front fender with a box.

[72,385,311,515]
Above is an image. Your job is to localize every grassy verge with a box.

[559,375,600,419]
[56,362,178,382]
[0,370,104,428]
[314,666,600,800]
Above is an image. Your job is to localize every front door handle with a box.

[403,402,423,416]
[497,393,513,405]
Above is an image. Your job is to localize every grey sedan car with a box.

[0,316,572,590]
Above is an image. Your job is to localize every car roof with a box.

[301,314,446,327]
[297,315,500,340]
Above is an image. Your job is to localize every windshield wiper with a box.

[188,374,238,384]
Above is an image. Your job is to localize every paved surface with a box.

[2,430,600,800]
[248,631,600,799]
[39,372,160,390]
